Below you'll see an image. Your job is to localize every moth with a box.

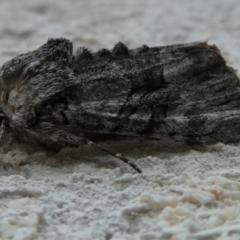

[0,38,240,173]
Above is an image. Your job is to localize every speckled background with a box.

[1,1,240,239]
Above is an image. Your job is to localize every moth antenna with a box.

[83,139,142,173]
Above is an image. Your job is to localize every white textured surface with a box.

[1,1,240,239]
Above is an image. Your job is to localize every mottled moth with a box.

[0,38,240,173]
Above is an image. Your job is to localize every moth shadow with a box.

[0,135,209,174]
[53,137,207,172]
[55,137,194,164]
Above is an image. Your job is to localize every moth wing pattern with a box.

[0,38,240,172]
[69,40,240,144]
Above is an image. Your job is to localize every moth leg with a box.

[81,139,142,174]
[51,132,142,173]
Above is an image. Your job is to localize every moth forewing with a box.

[0,38,240,173]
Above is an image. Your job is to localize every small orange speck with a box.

[211,189,223,199]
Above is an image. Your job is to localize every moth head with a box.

[0,38,73,92]
[0,38,74,123]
